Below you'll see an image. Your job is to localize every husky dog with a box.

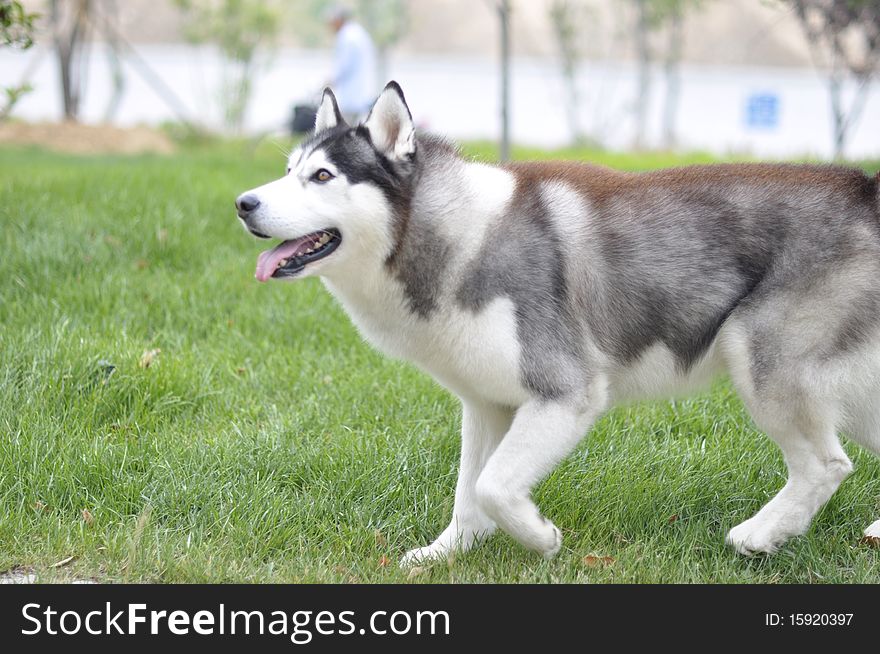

[235,82,880,563]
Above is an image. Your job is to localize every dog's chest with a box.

[327,279,529,405]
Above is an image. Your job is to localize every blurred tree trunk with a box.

[50,0,92,121]
[633,0,651,149]
[101,0,126,122]
[827,68,872,160]
[788,0,880,160]
[549,0,585,144]
[498,0,511,162]
[661,3,683,149]
[632,0,704,151]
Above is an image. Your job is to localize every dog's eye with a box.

[312,169,334,183]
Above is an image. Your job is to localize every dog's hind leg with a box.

[401,400,513,566]
[473,386,608,558]
[726,417,852,555]
[722,328,852,554]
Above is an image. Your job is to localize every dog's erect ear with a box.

[363,81,415,161]
[315,88,346,133]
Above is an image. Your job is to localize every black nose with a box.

[235,193,260,216]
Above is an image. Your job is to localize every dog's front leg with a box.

[474,396,605,558]
[401,400,513,566]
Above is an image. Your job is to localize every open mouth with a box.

[255,228,341,281]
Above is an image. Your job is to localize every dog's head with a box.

[236,82,416,282]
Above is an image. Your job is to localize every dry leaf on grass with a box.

[668,514,679,524]
[378,555,391,568]
[374,529,387,548]
[139,349,161,368]
[81,509,94,525]
[583,555,615,568]
[407,566,427,580]
[50,555,76,568]
[859,535,880,548]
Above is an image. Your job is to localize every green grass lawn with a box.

[1,141,879,583]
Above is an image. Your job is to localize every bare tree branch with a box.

[786,0,880,158]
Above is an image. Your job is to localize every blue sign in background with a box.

[745,93,780,129]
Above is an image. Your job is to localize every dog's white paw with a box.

[727,517,787,555]
[541,523,563,560]
[864,519,880,539]
[400,543,450,568]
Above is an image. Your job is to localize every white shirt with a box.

[332,21,377,117]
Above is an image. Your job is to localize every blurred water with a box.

[1,43,878,159]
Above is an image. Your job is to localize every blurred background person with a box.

[325,4,377,122]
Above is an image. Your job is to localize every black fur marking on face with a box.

[316,128,455,318]
[315,126,414,233]
[298,125,350,156]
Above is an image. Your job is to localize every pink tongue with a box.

[255,235,314,282]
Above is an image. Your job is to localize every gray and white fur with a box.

[235,82,880,563]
